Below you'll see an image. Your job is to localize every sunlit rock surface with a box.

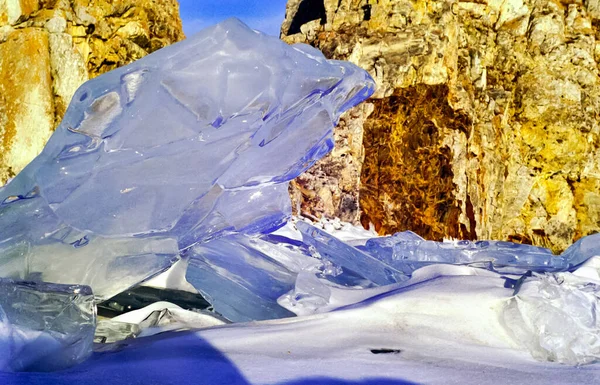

[0,18,375,300]
[0,0,185,185]
[0,279,95,372]
[281,0,600,254]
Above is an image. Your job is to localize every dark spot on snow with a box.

[370,349,402,355]
[70,235,90,248]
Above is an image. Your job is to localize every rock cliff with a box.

[0,0,184,184]
[282,0,600,252]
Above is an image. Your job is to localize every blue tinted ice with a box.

[0,279,95,372]
[185,219,600,322]
[361,231,594,274]
[0,18,376,300]
[186,234,316,322]
[558,233,600,269]
[296,221,406,285]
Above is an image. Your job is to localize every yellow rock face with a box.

[0,28,53,182]
[282,0,600,252]
[0,0,184,185]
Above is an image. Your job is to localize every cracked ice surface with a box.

[0,18,375,300]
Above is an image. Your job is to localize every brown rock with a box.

[282,0,600,252]
[291,102,374,223]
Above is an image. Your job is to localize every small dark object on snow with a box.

[370,349,403,355]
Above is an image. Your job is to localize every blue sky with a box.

[178,1,289,37]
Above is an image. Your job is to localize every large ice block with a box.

[186,233,321,322]
[0,279,95,372]
[0,18,375,299]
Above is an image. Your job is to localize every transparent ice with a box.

[297,223,598,281]
[0,279,95,372]
[360,231,590,274]
[181,218,600,323]
[186,233,320,322]
[0,18,375,300]
[504,258,600,365]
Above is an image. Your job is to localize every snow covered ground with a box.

[2,306,598,384]
[2,218,599,384]
[3,265,600,384]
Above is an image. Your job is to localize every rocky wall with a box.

[282,0,600,252]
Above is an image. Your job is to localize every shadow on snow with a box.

[0,330,416,385]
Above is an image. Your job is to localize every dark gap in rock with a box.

[362,3,372,21]
[465,195,477,239]
[507,233,533,245]
[287,0,327,35]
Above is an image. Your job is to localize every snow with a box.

[2,254,599,383]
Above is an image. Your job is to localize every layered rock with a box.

[281,0,600,253]
[0,0,184,184]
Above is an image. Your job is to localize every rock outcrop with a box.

[0,0,184,184]
[282,0,600,252]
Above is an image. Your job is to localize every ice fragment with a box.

[0,279,95,372]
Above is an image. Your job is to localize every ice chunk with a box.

[296,221,407,286]
[0,279,95,372]
[277,220,600,318]
[300,217,379,246]
[0,18,375,299]
[94,320,140,344]
[186,217,600,322]
[186,221,388,322]
[559,233,600,269]
[186,233,321,322]
[503,257,600,365]
[362,232,571,275]
[278,271,333,314]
